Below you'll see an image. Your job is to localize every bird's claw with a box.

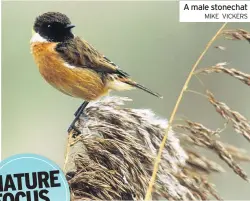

[68,124,81,136]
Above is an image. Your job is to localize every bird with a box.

[30,12,162,134]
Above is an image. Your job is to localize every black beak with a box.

[65,24,75,29]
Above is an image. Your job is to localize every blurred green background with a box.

[2,1,250,199]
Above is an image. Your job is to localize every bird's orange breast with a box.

[31,42,108,101]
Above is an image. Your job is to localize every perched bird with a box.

[30,12,162,134]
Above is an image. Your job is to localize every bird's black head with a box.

[33,12,75,42]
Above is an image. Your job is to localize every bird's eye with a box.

[47,24,51,28]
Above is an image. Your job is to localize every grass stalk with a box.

[144,22,228,200]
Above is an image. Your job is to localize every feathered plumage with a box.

[30,12,162,133]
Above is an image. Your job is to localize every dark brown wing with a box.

[55,37,129,77]
[55,37,162,98]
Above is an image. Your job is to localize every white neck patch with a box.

[30,33,48,43]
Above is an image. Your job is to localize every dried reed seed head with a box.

[222,29,250,43]
[176,118,249,181]
[214,141,248,181]
[222,143,250,162]
[197,65,250,86]
[185,150,225,173]
[66,96,249,200]
[67,97,192,200]
[207,91,250,142]
[214,46,226,51]
[173,169,222,200]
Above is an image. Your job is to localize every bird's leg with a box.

[74,101,89,117]
[74,102,86,116]
[68,101,89,135]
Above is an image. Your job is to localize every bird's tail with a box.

[123,80,163,99]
